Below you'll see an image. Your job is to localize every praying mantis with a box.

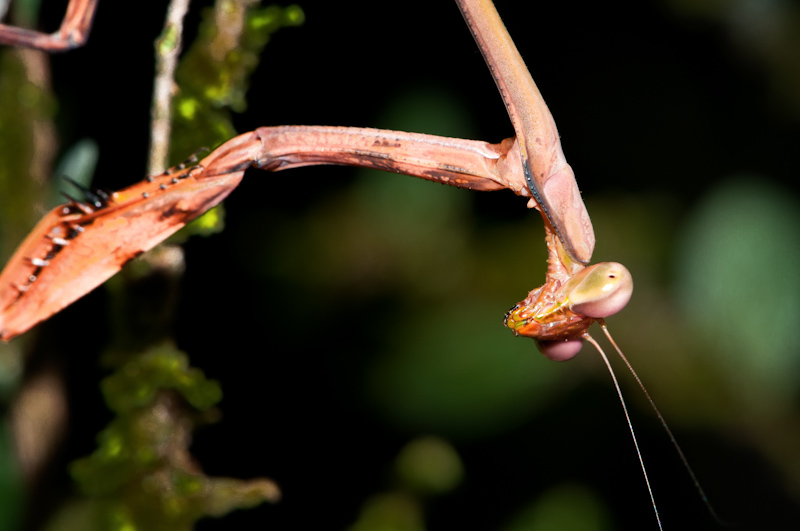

[0,1,631,356]
[0,0,732,529]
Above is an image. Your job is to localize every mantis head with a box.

[505,262,633,362]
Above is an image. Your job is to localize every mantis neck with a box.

[545,224,585,286]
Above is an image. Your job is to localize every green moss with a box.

[168,4,304,162]
[71,343,277,530]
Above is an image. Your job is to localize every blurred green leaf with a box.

[394,436,463,496]
[367,301,563,438]
[501,484,611,531]
[676,177,800,417]
[0,420,22,531]
[348,492,424,531]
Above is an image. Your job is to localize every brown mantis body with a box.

[0,123,630,345]
[0,0,631,351]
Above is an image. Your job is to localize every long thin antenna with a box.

[582,332,663,530]
[594,319,727,526]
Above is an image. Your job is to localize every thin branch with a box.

[0,0,10,22]
[148,0,192,176]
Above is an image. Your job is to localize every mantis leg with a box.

[0,126,531,340]
[0,0,98,52]
[203,126,530,194]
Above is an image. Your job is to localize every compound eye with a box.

[568,262,633,318]
[537,338,584,361]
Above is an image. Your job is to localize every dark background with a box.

[3,0,800,529]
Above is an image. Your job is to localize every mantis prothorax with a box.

[0,0,721,528]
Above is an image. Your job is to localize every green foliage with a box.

[676,177,800,417]
[0,421,22,531]
[165,2,304,239]
[0,41,57,531]
[348,493,425,531]
[393,436,463,496]
[169,3,305,162]
[101,343,222,412]
[70,343,279,531]
[501,484,611,531]
[348,437,463,531]
[62,3,303,528]
[0,49,56,258]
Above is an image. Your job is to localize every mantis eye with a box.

[537,338,584,361]
[567,262,633,318]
